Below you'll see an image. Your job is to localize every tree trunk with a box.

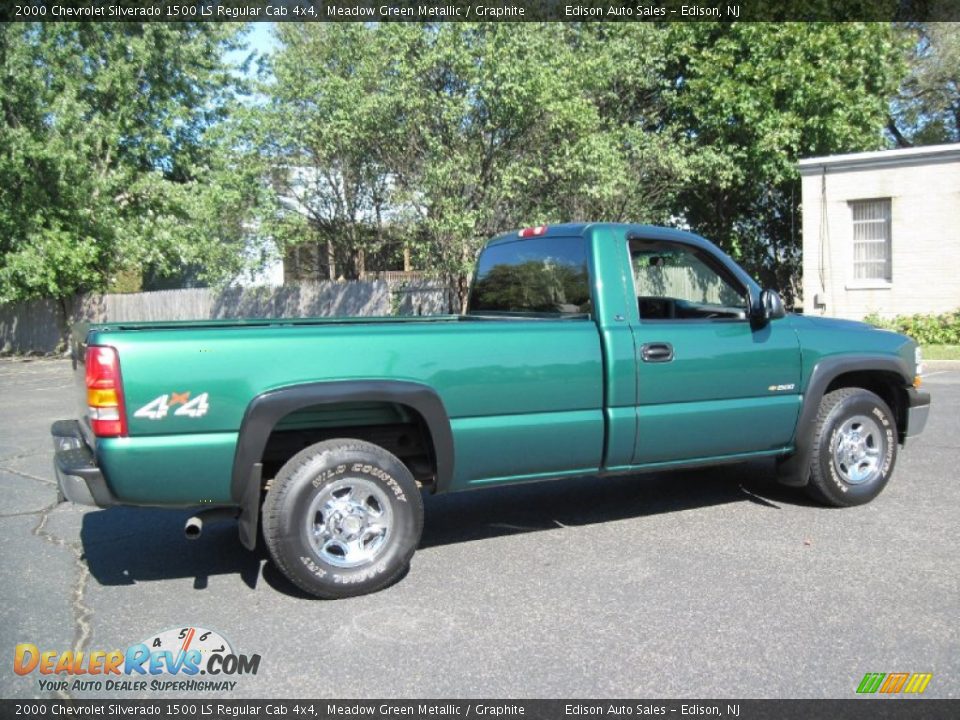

[56,296,73,356]
[354,248,366,280]
[456,273,469,314]
[887,117,912,148]
[327,240,336,280]
[458,241,473,313]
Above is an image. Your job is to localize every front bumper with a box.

[51,420,114,507]
[905,388,931,439]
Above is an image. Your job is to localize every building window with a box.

[850,198,892,282]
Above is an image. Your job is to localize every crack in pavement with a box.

[0,448,57,487]
[0,508,52,518]
[31,501,92,701]
[2,389,90,699]
[0,449,45,464]
[0,465,56,486]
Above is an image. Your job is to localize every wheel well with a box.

[260,401,438,488]
[824,370,908,442]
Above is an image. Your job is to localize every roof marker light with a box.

[518,225,548,238]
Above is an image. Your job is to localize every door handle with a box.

[640,342,674,363]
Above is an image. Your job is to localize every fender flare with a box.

[776,354,911,486]
[231,380,455,549]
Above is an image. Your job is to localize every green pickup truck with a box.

[52,223,930,598]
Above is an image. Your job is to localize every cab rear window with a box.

[467,236,591,316]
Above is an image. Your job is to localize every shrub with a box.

[863,309,960,346]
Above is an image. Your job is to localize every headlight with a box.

[915,346,924,386]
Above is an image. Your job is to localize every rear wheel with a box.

[262,439,423,599]
[805,388,898,507]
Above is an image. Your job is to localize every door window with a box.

[629,239,748,321]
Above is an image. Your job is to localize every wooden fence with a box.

[1,267,748,355]
[0,280,450,354]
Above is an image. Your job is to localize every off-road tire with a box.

[805,388,898,507]
[262,439,423,599]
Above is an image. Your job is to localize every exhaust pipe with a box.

[184,508,239,540]
[184,516,203,540]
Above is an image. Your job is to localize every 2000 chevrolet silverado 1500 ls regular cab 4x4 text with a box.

[52,224,930,598]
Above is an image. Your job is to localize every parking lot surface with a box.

[1,358,957,699]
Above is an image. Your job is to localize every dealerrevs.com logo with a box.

[14,626,260,694]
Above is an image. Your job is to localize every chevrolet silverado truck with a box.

[52,223,931,598]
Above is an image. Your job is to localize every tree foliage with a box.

[661,23,903,300]
[0,22,250,304]
[0,21,921,314]
[247,24,411,280]
[254,23,689,307]
[251,22,906,307]
[389,23,641,305]
[890,22,960,146]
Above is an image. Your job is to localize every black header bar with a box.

[3,0,959,23]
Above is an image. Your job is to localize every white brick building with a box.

[799,143,960,320]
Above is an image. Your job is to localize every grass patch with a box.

[923,345,960,361]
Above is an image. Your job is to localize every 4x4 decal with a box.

[134,392,210,420]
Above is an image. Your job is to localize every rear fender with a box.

[231,380,454,549]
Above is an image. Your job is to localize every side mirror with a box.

[758,289,786,321]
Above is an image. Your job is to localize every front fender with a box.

[776,354,912,487]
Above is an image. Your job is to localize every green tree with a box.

[391,23,590,306]
[0,23,250,318]
[249,22,907,310]
[246,23,418,281]
[388,23,687,309]
[253,23,685,304]
[551,23,690,224]
[659,22,904,303]
[890,22,960,146]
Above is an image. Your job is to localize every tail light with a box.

[85,346,127,437]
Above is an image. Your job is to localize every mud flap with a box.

[238,463,262,551]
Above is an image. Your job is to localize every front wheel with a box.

[805,388,898,507]
[262,439,423,599]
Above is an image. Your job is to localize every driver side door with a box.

[628,237,802,465]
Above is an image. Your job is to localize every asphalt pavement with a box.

[1,358,957,699]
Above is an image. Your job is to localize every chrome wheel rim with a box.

[306,478,392,568]
[832,414,885,485]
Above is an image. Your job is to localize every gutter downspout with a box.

[816,165,831,316]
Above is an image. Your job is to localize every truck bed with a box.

[75,315,607,504]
